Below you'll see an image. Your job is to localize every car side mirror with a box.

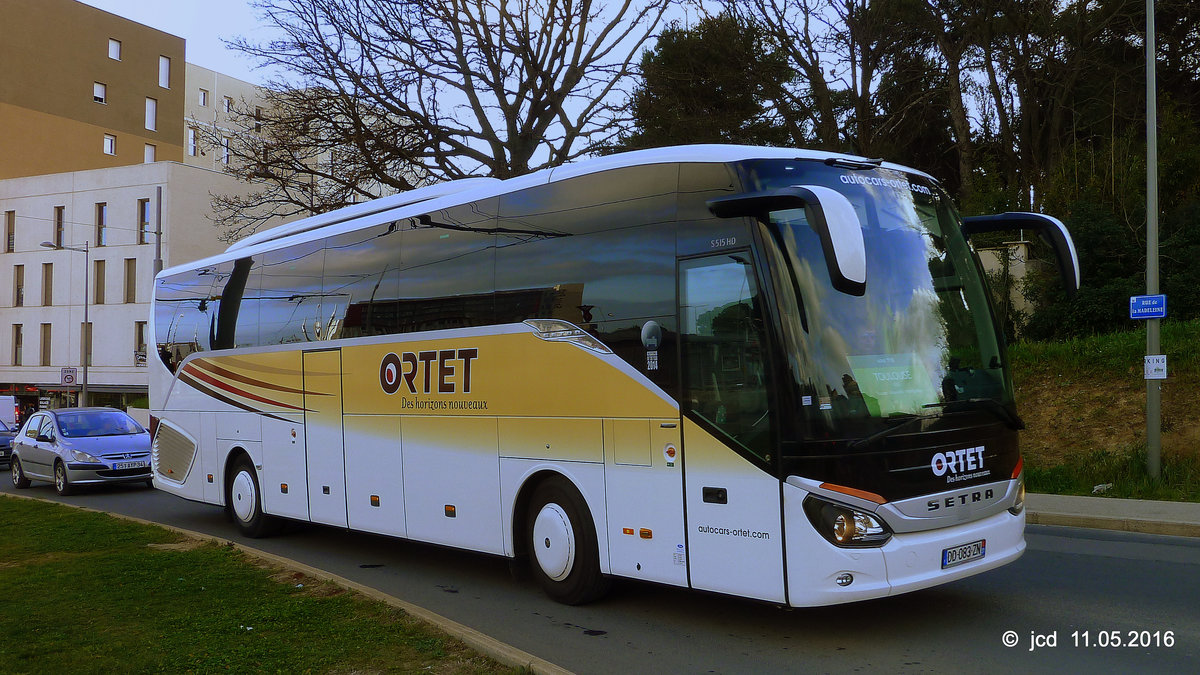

[961,212,1080,296]
[36,433,53,443]
[708,185,867,296]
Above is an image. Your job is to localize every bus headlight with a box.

[804,496,891,548]
[1009,479,1026,515]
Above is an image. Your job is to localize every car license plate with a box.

[114,461,149,470]
[942,539,985,569]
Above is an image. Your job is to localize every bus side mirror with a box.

[708,186,867,296]
[961,212,1080,296]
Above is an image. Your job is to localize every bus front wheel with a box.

[526,476,609,605]
[226,455,279,538]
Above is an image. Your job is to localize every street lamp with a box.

[40,240,89,407]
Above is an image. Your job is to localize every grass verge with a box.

[1011,319,1200,502]
[0,496,517,674]
[1025,444,1200,502]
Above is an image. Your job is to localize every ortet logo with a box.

[380,348,478,395]
[930,446,985,476]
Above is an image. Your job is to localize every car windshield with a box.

[56,411,145,438]
[737,159,1011,441]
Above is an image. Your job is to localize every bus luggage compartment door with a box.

[303,349,348,528]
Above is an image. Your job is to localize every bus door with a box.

[678,253,786,603]
[303,348,348,527]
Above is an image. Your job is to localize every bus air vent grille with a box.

[153,423,196,481]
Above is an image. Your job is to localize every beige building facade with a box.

[0,0,186,180]
[0,162,274,411]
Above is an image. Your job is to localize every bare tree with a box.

[208,0,671,240]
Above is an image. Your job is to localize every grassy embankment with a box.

[1011,319,1200,501]
[0,496,517,674]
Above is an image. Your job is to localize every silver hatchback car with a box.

[10,407,152,495]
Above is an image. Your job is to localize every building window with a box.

[13,265,23,307]
[95,202,107,246]
[4,210,13,252]
[145,98,157,131]
[93,82,107,104]
[81,322,92,367]
[198,88,209,107]
[108,38,121,60]
[124,258,136,303]
[221,137,231,164]
[135,321,147,366]
[223,96,233,113]
[138,198,152,244]
[144,144,156,163]
[159,55,171,88]
[54,206,64,247]
[254,107,263,133]
[186,127,198,156]
[12,325,22,367]
[103,134,116,155]
[42,263,52,306]
[40,324,51,367]
[94,259,106,305]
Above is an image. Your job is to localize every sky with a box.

[81,0,271,84]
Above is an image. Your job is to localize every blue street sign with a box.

[1130,294,1167,320]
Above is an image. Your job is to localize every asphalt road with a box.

[4,479,1198,673]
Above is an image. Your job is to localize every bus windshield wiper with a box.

[923,398,1025,431]
[848,413,927,449]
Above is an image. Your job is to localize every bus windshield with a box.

[737,160,1012,443]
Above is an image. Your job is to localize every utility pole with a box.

[1145,0,1161,479]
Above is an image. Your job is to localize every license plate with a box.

[942,539,986,569]
[114,461,149,470]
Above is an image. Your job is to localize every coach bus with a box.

[149,145,1078,606]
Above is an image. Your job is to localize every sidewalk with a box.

[1027,492,1200,538]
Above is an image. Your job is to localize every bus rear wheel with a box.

[226,455,279,538]
[526,476,609,605]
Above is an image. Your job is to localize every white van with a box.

[0,395,16,428]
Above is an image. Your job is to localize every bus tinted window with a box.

[154,265,220,370]
[495,225,675,326]
[395,200,497,334]
[259,239,326,345]
[324,223,403,338]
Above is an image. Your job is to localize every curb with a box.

[1026,510,1200,538]
[1,492,572,675]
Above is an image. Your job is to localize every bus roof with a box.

[163,144,931,279]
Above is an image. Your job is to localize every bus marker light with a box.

[836,573,854,587]
[819,482,886,505]
[639,528,652,539]
[370,495,380,507]
[207,474,214,483]
[280,483,288,494]
[445,505,457,518]
[622,527,634,535]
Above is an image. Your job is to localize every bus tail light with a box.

[803,496,891,548]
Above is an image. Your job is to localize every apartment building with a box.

[0,162,276,409]
[0,0,186,179]
[0,2,295,412]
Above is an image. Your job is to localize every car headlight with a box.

[70,449,102,463]
[803,496,892,548]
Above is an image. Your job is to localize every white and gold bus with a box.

[150,145,1078,606]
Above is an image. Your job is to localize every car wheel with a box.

[11,457,31,489]
[54,461,73,496]
[226,455,278,538]
[526,476,610,605]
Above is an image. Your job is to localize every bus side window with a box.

[680,254,772,462]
